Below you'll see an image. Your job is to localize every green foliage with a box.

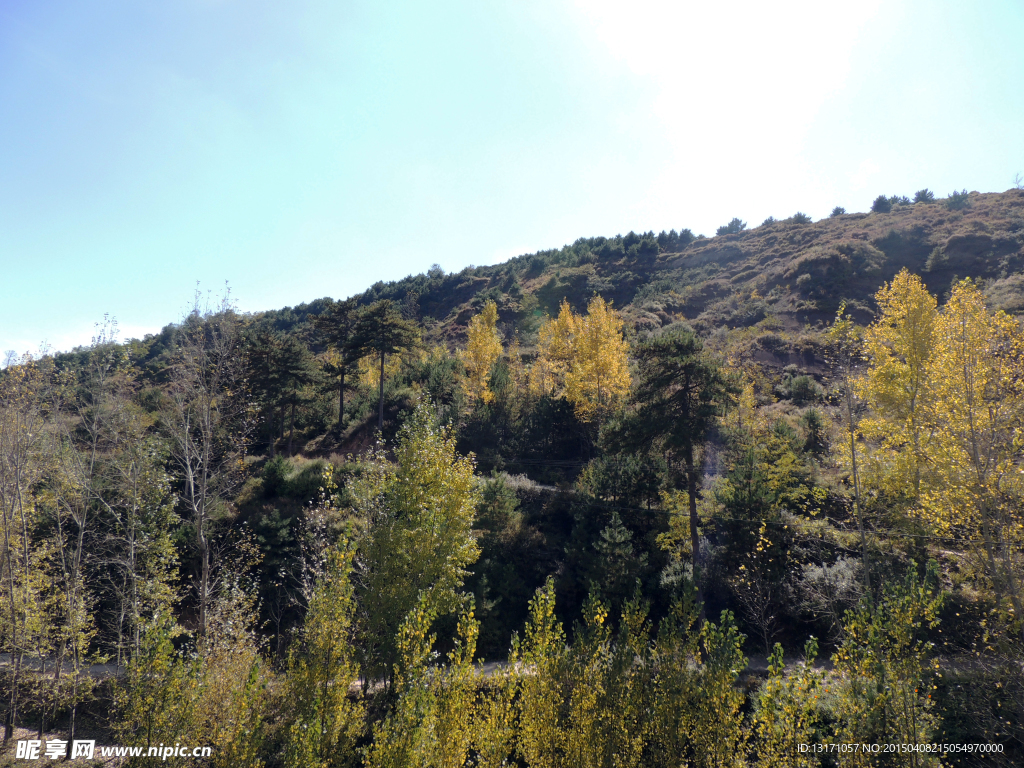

[833,561,946,763]
[776,372,823,404]
[914,188,936,203]
[364,599,479,767]
[798,407,829,455]
[945,188,971,209]
[717,218,747,236]
[790,211,812,224]
[871,194,893,213]
[285,543,363,768]
[830,206,846,217]
[352,400,481,686]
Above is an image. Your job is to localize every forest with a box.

[1,188,1023,766]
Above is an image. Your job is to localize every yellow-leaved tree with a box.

[461,299,503,404]
[860,275,1024,635]
[919,279,1024,630]
[565,296,631,423]
[529,299,577,398]
[530,297,630,422]
[858,268,939,498]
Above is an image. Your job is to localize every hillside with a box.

[259,187,1024,353]
[5,187,1023,765]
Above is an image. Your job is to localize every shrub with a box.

[871,195,892,213]
[913,188,935,203]
[790,212,812,224]
[777,373,823,404]
[262,456,290,497]
[830,206,846,217]
[761,216,776,226]
[716,217,747,236]
[945,188,970,210]
[889,195,911,206]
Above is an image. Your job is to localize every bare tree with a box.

[164,289,252,637]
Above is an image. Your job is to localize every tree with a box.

[530,298,631,424]
[833,562,944,763]
[610,328,738,624]
[716,218,746,236]
[285,542,363,768]
[871,195,892,213]
[164,292,251,638]
[0,354,50,740]
[945,189,970,210]
[529,299,577,399]
[313,298,359,431]
[858,269,938,498]
[348,300,420,431]
[830,206,846,217]
[826,304,873,593]
[351,401,481,688]
[913,188,935,203]
[275,335,320,456]
[460,300,503,405]
[565,297,631,423]
[918,280,1024,632]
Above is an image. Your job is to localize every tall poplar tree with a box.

[460,299,503,404]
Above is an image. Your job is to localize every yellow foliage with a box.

[461,300,503,404]
[858,269,939,497]
[358,351,405,390]
[530,297,630,422]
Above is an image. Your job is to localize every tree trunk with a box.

[378,352,385,431]
[684,444,706,628]
[339,366,346,432]
[199,533,210,638]
[846,388,872,594]
[288,400,296,457]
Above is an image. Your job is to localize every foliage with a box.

[790,212,812,224]
[751,639,825,768]
[717,218,747,236]
[460,299,503,404]
[531,297,631,423]
[945,188,971,210]
[871,195,893,213]
[285,543,363,768]
[914,188,936,203]
[833,561,945,764]
[351,400,481,686]
[830,206,846,217]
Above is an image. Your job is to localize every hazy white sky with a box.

[2,0,1022,354]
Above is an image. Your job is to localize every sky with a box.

[2,0,1023,355]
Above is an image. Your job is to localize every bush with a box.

[871,195,892,213]
[777,373,823,405]
[890,195,911,207]
[830,206,846,217]
[262,456,290,498]
[913,188,935,203]
[945,188,971,210]
[790,212,812,224]
[760,216,776,226]
[716,217,747,236]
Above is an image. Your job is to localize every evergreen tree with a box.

[313,298,359,431]
[348,300,420,430]
[609,328,739,624]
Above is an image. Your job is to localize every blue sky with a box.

[2,0,1023,355]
